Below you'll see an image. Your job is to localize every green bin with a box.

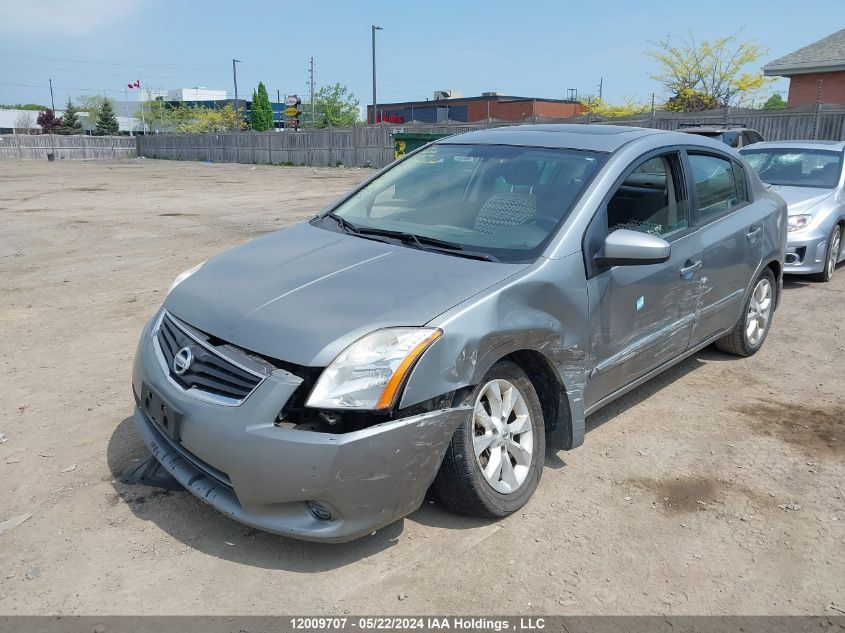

[391,132,450,159]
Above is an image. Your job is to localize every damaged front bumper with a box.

[131,316,468,543]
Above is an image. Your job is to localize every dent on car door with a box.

[686,151,765,344]
[583,151,703,410]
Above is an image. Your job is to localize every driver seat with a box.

[474,161,539,234]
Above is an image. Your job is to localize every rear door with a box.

[686,150,764,344]
[584,150,703,409]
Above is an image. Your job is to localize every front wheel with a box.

[811,224,842,282]
[715,268,776,357]
[433,360,545,518]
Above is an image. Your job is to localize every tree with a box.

[307,83,359,128]
[763,93,788,110]
[664,88,720,112]
[15,111,36,133]
[57,98,83,134]
[95,98,120,135]
[1,103,49,111]
[35,109,61,134]
[646,31,768,110]
[76,95,107,115]
[580,96,649,118]
[249,82,274,131]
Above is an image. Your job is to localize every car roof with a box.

[739,139,845,152]
[679,126,754,134]
[437,124,679,153]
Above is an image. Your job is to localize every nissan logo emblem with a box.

[172,346,193,376]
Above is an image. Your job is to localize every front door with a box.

[584,151,703,410]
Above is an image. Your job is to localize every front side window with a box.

[319,144,605,263]
[740,148,843,189]
[606,153,689,239]
[688,153,747,221]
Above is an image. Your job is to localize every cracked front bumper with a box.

[131,316,468,543]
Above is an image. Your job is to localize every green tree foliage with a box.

[95,98,120,135]
[136,100,172,132]
[57,98,84,134]
[646,31,768,110]
[580,96,649,118]
[1,103,50,111]
[76,95,107,115]
[308,83,359,128]
[36,109,62,134]
[763,93,788,110]
[249,82,274,131]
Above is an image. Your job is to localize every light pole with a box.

[232,58,242,131]
[371,25,382,124]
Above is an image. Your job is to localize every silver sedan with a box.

[741,141,845,282]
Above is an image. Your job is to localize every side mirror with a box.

[594,229,671,267]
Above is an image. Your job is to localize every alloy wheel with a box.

[472,379,534,494]
[746,277,773,346]
[828,229,841,279]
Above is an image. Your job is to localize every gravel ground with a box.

[0,159,843,615]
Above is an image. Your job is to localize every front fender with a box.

[400,254,591,448]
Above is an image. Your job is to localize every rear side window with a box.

[688,153,747,222]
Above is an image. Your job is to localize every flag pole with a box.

[139,80,146,134]
[124,87,132,136]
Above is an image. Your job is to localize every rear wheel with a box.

[810,224,842,282]
[434,360,545,518]
[715,268,775,357]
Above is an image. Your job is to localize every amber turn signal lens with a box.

[374,329,442,410]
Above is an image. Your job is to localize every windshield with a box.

[740,148,843,189]
[317,143,604,263]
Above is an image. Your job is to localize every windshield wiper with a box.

[354,226,500,262]
[323,211,359,235]
[322,216,499,262]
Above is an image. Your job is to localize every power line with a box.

[2,51,226,72]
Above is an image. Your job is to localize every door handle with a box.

[680,259,702,279]
[746,225,762,242]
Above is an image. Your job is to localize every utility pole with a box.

[232,58,242,131]
[598,77,603,103]
[309,56,315,128]
[371,25,383,124]
[49,78,55,111]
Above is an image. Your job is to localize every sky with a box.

[0,0,841,111]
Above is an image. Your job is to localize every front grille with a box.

[156,313,263,403]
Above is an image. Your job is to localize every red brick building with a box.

[763,28,845,106]
[367,93,583,125]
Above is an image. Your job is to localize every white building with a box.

[166,87,228,101]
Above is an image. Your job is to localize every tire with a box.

[810,224,842,283]
[715,267,776,357]
[434,360,545,518]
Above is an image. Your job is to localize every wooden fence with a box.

[131,106,845,170]
[137,127,397,168]
[0,134,137,160]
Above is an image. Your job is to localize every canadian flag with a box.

[127,79,141,89]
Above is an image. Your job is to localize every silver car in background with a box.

[740,141,845,281]
[132,125,786,542]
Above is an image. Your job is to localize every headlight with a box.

[787,215,812,232]
[306,328,442,410]
[167,260,206,294]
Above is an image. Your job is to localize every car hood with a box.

[767,185,833,215]
[165,222,526,367]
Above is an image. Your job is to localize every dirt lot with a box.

[1,159,843,615]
